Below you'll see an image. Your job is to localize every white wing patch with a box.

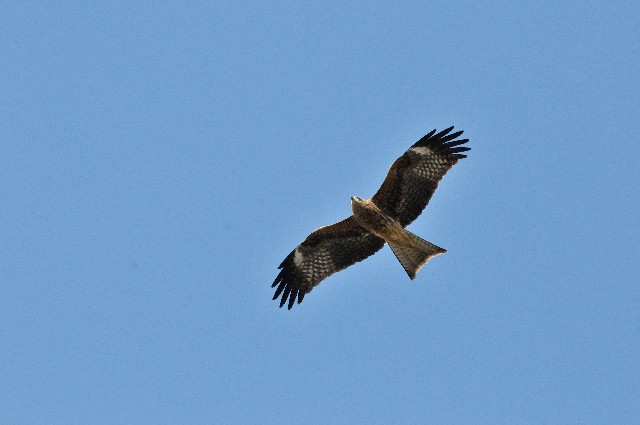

[293,248,305,267]
[409,146,432,155]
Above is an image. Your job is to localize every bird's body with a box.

[349,197,398,240]
[272,126,470,309]
[350,196,447,280]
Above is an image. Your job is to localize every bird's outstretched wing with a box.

[371,126,470,227]
[272,216,385,309]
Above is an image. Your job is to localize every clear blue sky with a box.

[2,2,639,424]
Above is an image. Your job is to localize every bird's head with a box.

[350,196,366,208]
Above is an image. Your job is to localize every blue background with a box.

[2,2,639,424]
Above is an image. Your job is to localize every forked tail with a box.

[388,230,447,279]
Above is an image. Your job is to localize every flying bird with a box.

[272,126,470,309]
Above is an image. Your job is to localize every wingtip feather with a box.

[272,281,286,299]
[279,286,291,308]
[440,130,464,143]
[412,126,470,150]
[287,290,297,309]
[443,138,469,148]
[433,126,455,139]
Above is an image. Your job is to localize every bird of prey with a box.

[272,126,470,309]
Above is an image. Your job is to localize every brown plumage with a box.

[272,126,470,309]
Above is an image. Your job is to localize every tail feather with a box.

[388,230,446,279]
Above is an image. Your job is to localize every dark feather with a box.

[372,126,470,226]
[272,217,385,309]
